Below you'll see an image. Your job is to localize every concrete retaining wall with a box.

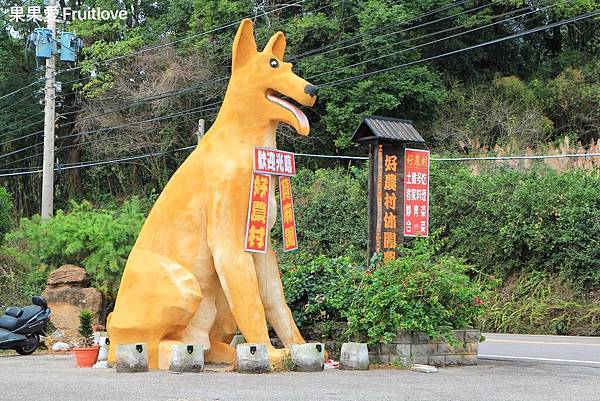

[367,329,480,366]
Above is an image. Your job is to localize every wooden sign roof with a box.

[351,115,425,144]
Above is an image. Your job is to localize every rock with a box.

[41,265,105,339]
[235,344,270,374]
[170,344,204,373]
[50,329,64,339]
[411,364,438,373]
[290,343,324,372]
[52,342,71,352]
[92,361,108,369]
[340,342,369,370]
[46,264,91,288]
[116,343,149,373]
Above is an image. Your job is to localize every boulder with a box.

[52,342,71,352]
[41,265,105,339]
[46,264,90,287]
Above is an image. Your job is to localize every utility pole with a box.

[41,0,57,219]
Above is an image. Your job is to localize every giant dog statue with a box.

[107,19,317,369]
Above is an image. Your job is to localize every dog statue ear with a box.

[232,19,257,71]
[264,31,286,60]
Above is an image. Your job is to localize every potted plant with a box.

[72,309,100,368]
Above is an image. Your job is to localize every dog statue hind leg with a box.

[107,248,202,369]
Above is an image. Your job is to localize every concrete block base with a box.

[235,344,270,374]
[290,343,324,372]
[340,342,369,370]
[170,344,204,373]
[116,343,149,373]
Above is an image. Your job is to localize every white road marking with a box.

[479,354,600,365]
[485,339,600,346]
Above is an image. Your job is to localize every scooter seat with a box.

[5,307,23,318]
[0,315,19,331]
[0,305,42,331]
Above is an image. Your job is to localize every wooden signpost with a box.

[351,116,429,263]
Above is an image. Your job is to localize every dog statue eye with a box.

[269,58,279,68]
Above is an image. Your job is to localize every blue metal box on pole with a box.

[59,32,80,62]
[30,28,54,59]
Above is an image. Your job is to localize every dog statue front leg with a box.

[253,239,304,347]
[210,244,287,365]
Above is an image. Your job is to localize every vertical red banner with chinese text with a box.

[245,173,271,253]
[403,149,430,237]
[278,176,298,252]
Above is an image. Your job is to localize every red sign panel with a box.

[254,147,296,176]
[279,176,298,252]
[403,149,430,237]
[245,173,271,253]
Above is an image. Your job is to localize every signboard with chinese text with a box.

[367,144,405,263]
[403,149,430,237]
[254,147,296,176]
[244,173,271,253]
[278,176,298,252]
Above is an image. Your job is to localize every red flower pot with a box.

[73,346,100,368]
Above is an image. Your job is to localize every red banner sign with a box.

[245,173,271,253]
[403,149,430,237]
[254,147,296,176]
[279,176,298,252]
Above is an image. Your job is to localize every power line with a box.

[0,1,484,147]
[317,10,600,88]
[2,4,591,165]
[0,145,198,177]
[55,0,309,76]
[309,5,541,81]
[2,149,598,178]
[291,0,473,60]
[295,0,492,62]
[0,79,43,102]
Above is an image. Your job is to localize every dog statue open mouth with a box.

[107,19,318,369]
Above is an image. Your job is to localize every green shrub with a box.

[430,164,600,290]
[274,166,368,264]
[3,198,146,303]
[481,271,600,336]
[339,239,487,344]
[0,186,13,243]
[78,309,95,347]
[280,255,363,338]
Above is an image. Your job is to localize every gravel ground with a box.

[0,353,598,401]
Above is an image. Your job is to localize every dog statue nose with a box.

[304,84,317,97]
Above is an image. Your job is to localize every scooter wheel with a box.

[16,333,40,355]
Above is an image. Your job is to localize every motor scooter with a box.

[0,296,51,355]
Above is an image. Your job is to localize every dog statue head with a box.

[227,19,317,136]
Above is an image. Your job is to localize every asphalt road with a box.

[480,333,600,367]
[1,353,599,401]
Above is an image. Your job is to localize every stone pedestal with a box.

[116,343,148,373]
[290,343,324,372]
[340,342,369,370]
[170,344,204,373]
[41,265,105,339]
[235,344,270,374]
